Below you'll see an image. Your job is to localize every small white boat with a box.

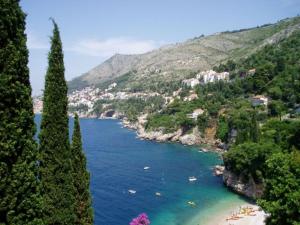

[128,189,136,194]
[155,192,161,196]
[201,148,208,152]
[189,176,197,182]
[144,166,150,170]
[188,201,196,206]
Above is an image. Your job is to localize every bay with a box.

[35,115,246,225]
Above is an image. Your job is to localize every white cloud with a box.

[26,31,49,50]
[26,31,166,57]
[68,37,165,57]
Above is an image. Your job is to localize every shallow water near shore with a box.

[35,115,247,225]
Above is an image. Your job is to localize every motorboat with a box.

[189,176,197,182]
[128,189,136,194]
[187,201,196,206]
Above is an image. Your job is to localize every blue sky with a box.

[20,0,300,95]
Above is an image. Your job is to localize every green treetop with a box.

[39,20,75,224]
[71,114,93,225]
[0,0,42,224]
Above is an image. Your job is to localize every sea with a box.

[35,115,247,225]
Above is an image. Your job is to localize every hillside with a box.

[69,16,300,92]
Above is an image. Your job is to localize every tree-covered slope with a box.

[143,26,300,225]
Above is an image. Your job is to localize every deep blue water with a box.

[35,115,245,225]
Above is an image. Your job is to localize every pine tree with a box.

[0,0,42,224]
[39,20,75,224]
[71,114,93,225]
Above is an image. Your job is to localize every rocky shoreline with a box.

[121,114,225,152]
[223,169,264,199]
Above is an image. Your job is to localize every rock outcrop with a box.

[214,165,225,176]
[100,110,124,119]
[121,114,224,151]
[178,127,203,145]
[137,121,205,146]
[223,169,264,199]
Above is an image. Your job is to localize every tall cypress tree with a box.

[71,114,93,225]
[0,0,42,224]
[39,20,75,224]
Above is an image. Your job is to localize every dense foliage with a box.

[93,96,165,121]
[71,114,93,224]
[145,99,197,133]
[0,0,42,224]
[224,120,300,224]
[39,21,76,224]
[258,151,300,225]
[145,30,300,224]
[219,31,300,224]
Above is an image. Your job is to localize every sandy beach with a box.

[203,203,267,225]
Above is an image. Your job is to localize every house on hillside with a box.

[196,70,230,84]
[182,78,200,88]
[184,93,198,102]
[251,95,268,107]
[187,108,205,120]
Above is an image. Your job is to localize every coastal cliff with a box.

[122,114,224,151]
[222,169,264,199]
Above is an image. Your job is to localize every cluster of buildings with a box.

[197,70,230,83]
[34,82,162,117]
[68,86,101,110]
[33,68,268,119]
[182,70,230,88]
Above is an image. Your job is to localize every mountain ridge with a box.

[68,16,300,92]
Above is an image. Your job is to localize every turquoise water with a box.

[35,115,246,225]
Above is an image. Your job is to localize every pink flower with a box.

[130,213,150,225]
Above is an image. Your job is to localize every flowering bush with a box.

[130,213,150,225]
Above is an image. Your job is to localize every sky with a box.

[20,0,300,95]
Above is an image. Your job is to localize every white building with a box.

[187,108,205,120]
[251,95,268,107]
[196,70,229,84]
[182,78,200,88]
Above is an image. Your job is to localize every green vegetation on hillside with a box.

[0,1,42,223]
[224,119,300,224]
[145,30,300,224]
[219,32,300,224]
[93,95,165,121]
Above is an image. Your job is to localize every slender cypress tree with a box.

[0,0,42,224]
[39,20,75,224]
[71,114,93,225]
